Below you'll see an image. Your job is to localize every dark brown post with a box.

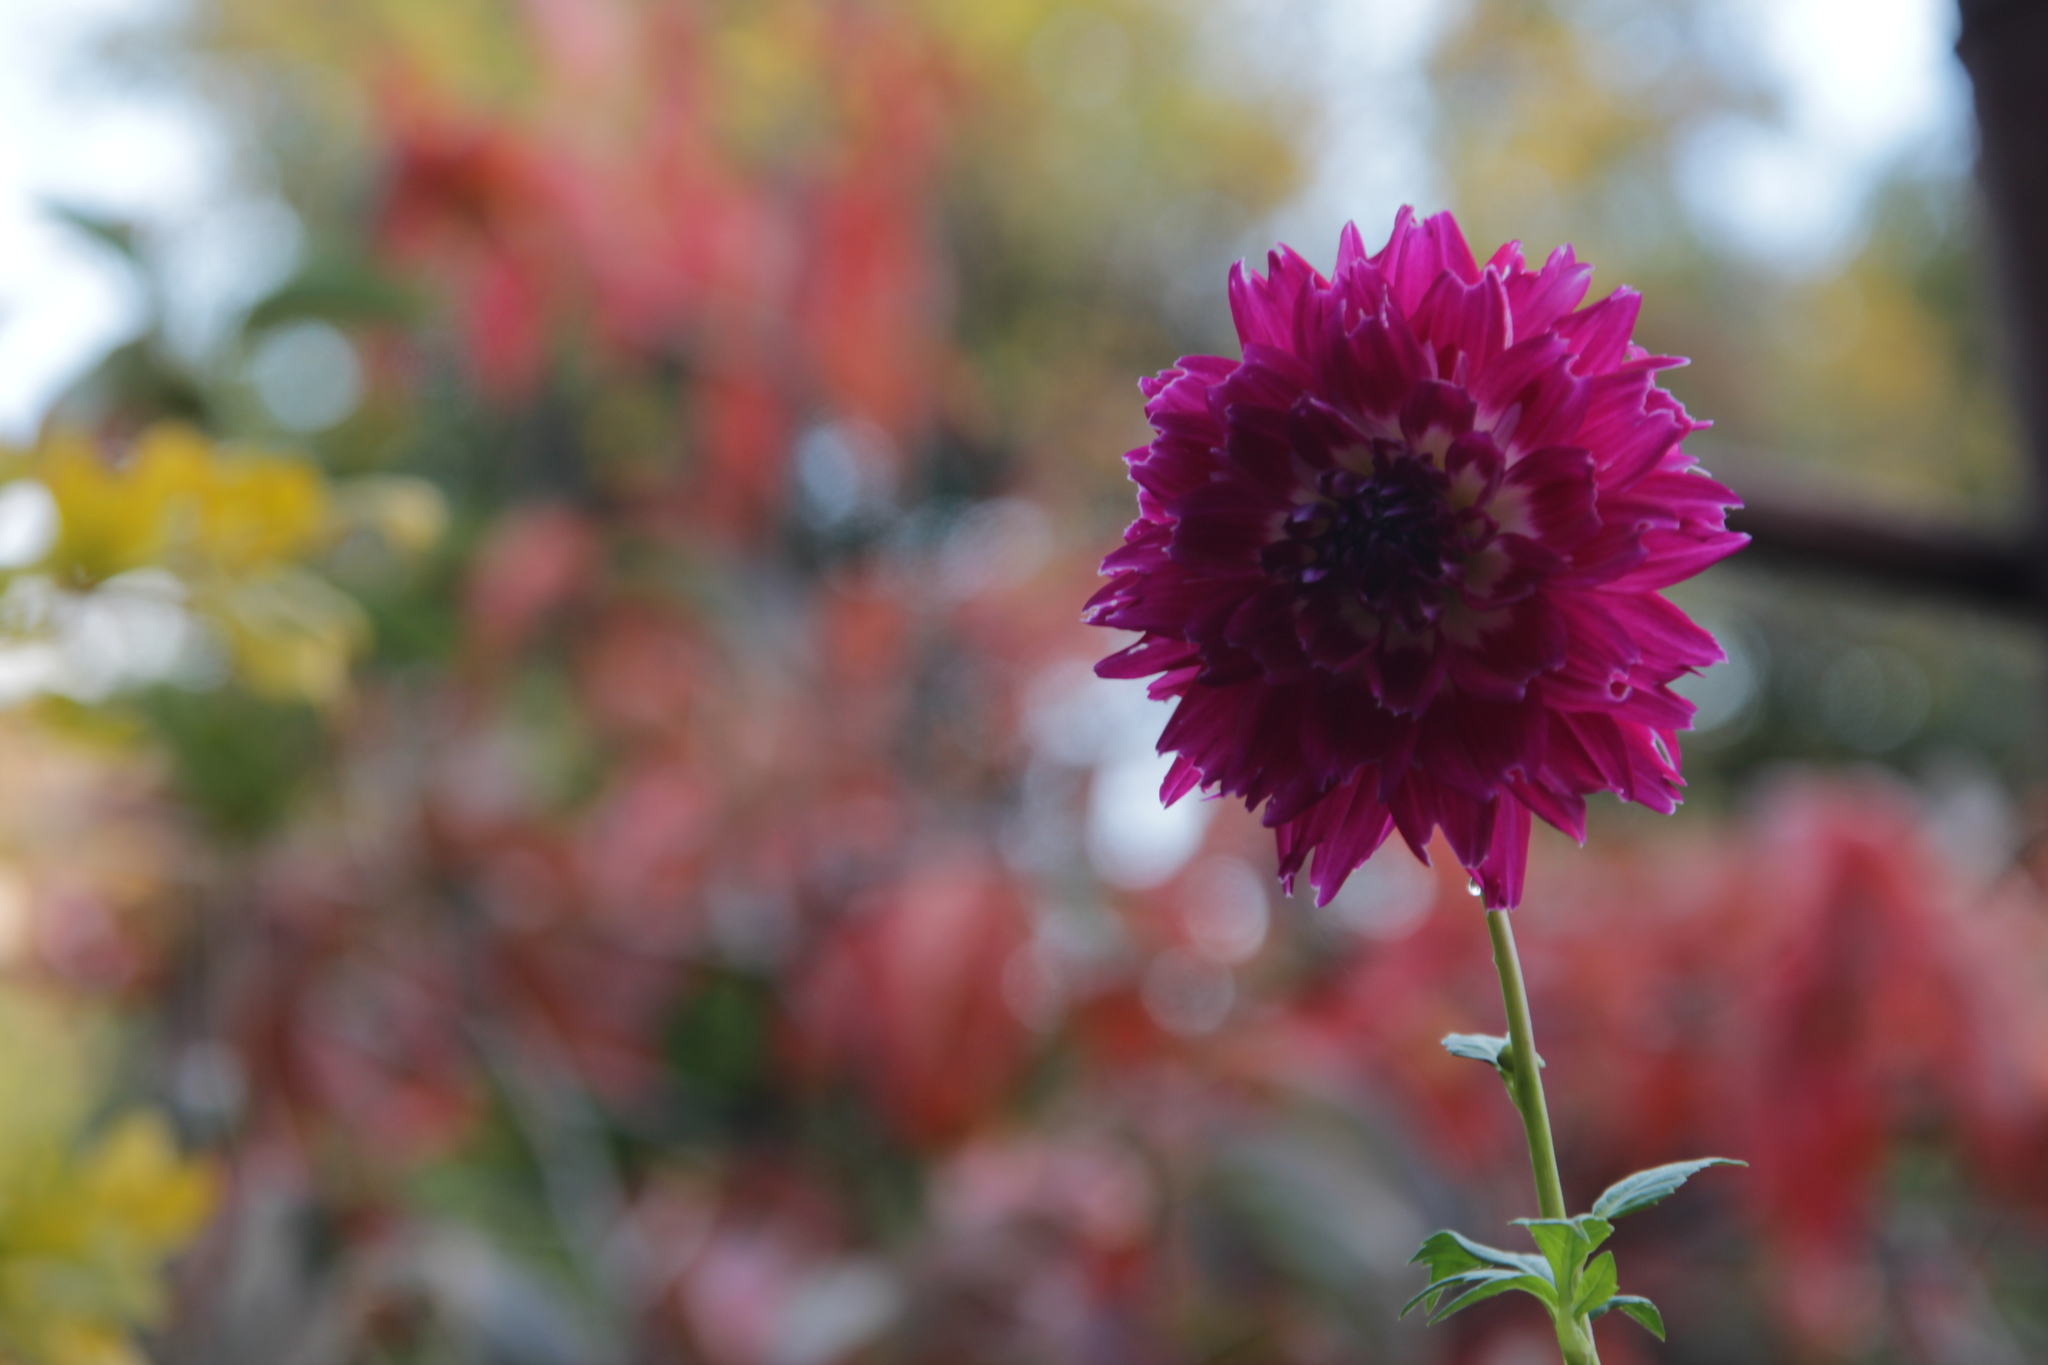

[1957,0,2048,601]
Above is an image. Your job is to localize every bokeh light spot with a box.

[248,321,361,433]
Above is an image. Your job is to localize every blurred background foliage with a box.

[0,0,2044,1362]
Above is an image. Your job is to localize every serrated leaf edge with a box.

[1590,1157,1746,1220]
[1400,1267,1515,1318]
[1594,1294,1667,1341]
[1433,1272,1556,1322]
[1411,1229,1551,1281]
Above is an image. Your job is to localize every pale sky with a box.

[0,0,297,439]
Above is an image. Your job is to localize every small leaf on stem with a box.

[1405,1230,1560,1322]
[1570,1251,1617,1315]
[1513,1216,1611,1292]
[1428,1271,1557,1322]
[1411,1229,1551,1282]
[1441,1032,1508,1065]
[1591,1157,1745,1220]
[1440,1032,1543,1073]
[1401,1268,1511,1318]
[1592,1294,1667,1341]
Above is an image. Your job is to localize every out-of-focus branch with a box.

[1727,494,2036,613]
[1727,4,2048,623]
[1703,445,2035,613]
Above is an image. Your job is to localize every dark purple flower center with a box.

[1261,456,1459,624]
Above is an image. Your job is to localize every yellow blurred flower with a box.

[204,567,369,708]
[0,425,442,709]
[0,991,213,1365]
[28,425,328,588]
[334,475,449,559]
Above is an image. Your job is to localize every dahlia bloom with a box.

[1085,209,1745,909]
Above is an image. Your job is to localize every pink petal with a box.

[1365,630,1449,714]
[1160,753,1204,804]
[1555,288,1642,375]
[1497,444,1600,543]
[1323,308,1428,428]
[1606,529,1749,590]
[1095,635,1199,680]
[1510,775,1586,843]
[1411,267,1511,376]
[1399,379,1477,450]
[1598,590,1724,670]
[1167,484,1286,572]
[1504,243,1594,337]
[1471,793,1531,909]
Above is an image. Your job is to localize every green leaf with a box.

[1441,1032,1510,1065]
[1517,1219,1578,1289]
[1409,1230,1481,1283]
[1405,1229,1558,1322]
[1429,1271,1557,1323]
[1403,1267,1559,1320]
[1400,1267,1508,1318]
[46,203,141,263]
[1592,1294,1666,1341]
[1512,1216,1611,1293]
[243,259,420,333]
[1440,1032,1542,1074]
[1591,1158,1745,1220]
[1571,1251,1618,1315]
[1411,1229,1551,1283]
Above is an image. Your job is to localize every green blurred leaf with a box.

[46,203,141,263]
[1591,1158,1745,1220]
[136,685,326,840]
[1592,1294,1667,1341]
[664,970,781,1141]
[243,258,419,334]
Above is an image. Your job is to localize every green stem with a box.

[1486,908,1599,1365]
[1487,908,1565,1219]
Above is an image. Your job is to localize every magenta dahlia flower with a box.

[1086,209,1746,910]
